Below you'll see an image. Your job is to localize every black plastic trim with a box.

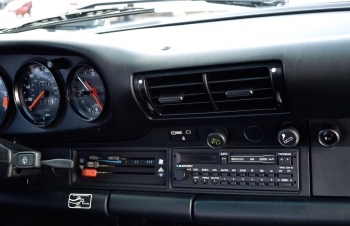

[108,191,194,221]
[194,196,350,225]
[0,188,110,216]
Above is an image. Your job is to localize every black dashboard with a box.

[0,3,350,226]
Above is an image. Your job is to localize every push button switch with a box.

[17,154,34,166]
[220,156,228,165]
[278,157,292,166]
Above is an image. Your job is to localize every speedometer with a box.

[14,61,64,127]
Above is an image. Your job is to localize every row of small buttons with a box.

[192,172,292,177]
[193,179,293,187]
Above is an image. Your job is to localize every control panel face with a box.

[72,149,167,187]
[172,148,299,191]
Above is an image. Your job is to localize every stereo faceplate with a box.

[172,148,299,191]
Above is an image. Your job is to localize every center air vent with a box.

[134,62,288,118]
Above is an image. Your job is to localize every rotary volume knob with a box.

[174,169,186,181]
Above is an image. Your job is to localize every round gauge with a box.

[67,65,106,121]
[0,69,12,128]
[14,62,63,127]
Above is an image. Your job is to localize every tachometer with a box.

[14,61,64,127]
[67,65,106,122]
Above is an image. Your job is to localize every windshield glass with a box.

[0,0,347,32]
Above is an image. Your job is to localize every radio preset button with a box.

[278,157,292,166]
[229,181,237,185]
[268,182,275,186]
[220,156,228,165]
[278,182,293,187]
[278,173,292,178]
[258,182,265,186]
[220,181,228,185]
[248,182,256,186]
[239,182,246,185]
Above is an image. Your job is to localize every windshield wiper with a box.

[205,0,287,7]
[0,6,154,34]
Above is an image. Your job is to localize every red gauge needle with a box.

[28,90,45,111]
[84,82,103,111]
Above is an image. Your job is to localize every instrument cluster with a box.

[0,58,108,129]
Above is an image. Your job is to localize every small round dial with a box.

[15,62,63,127]
[67,65,106,121]
[0,69,11,128]
[0,77,9,125]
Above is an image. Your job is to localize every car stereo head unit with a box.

[172,148,299,192]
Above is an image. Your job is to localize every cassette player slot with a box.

[176,153,218,164]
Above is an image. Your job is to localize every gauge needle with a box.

[28,90,45,111]
[84,82,103,111]
[78,77,89,91]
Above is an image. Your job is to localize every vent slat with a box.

[158,101,211,107]
[211,87,272,95]
[215,97,275,103]
[208,76,269,84]
[152,92,207,99]
[148,82,203,89]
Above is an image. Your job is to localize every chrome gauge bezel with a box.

[14,60,65,128]
[66,64,109,122]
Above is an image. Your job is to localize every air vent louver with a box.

[207,67,276,112]
[134,62,288,118]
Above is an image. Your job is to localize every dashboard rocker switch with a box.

[278,126,300,147]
